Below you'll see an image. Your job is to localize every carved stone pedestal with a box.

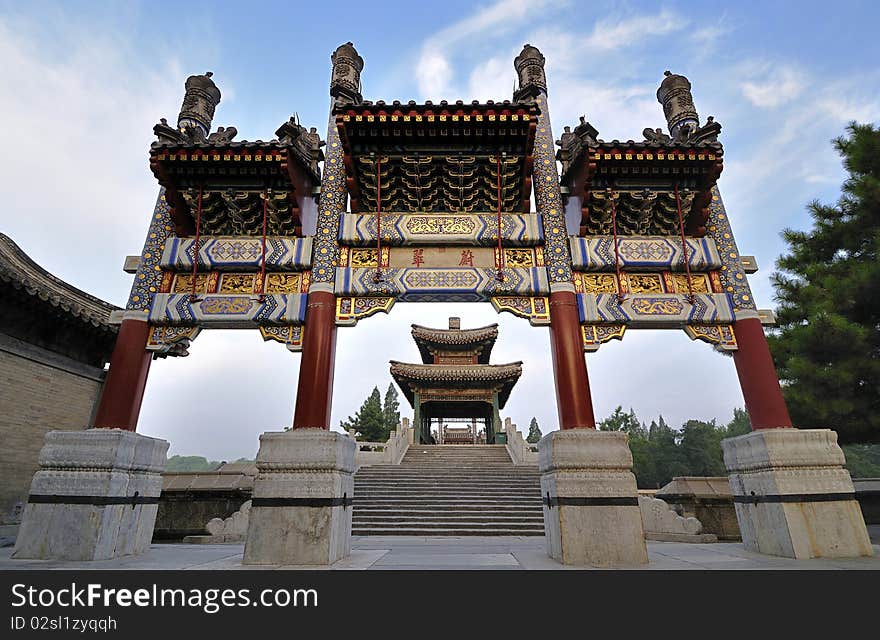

[539,429,648,566]
[722,428,873,559]
[13,429,168,561]
[243,429,355,566]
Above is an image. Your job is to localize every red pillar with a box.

[549,289,596,429]
[732,316,793,429]
[292,290,337,429]
[93,318,153,431]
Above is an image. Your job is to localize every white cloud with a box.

[414,0,558,99]
[0,16,182,304]
[581,9,683,51]
[467,56,515,101]
[416,51,454,98]
[740,65,805,108]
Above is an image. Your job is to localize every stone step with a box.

[353,511,544,526]
[354,503,544,516]
[352,527,545,536]
[355,473,539,479]
[353,444,542,536]
[355,484,542,490]
[354,492,541,502]
[351,520,543,530]
[355,485,540,491]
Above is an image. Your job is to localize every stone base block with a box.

[12,429,169,561]
[722,428,873,559]
[243,429,355,566]
[539,429,648,566]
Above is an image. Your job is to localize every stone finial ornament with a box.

[655,70,722,144]
[556,117,599,177]
[330,41,364,104]
[178,72,221,136]
[656,70,700,141]
[513,44,546,101]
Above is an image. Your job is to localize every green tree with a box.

[526,417,543,443]
[598,406,645,437]
[383,383,401,434]
[724,407,751,438]
[165,455,221,472]
[340,387,387,442]
[679,419,726,477]
[841,443,880,477]
[768,123,880,443]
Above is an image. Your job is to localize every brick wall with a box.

[0,349,103,522]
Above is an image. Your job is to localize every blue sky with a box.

[1,1,878,459]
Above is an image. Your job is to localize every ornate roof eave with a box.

[334,101,538,215]
[0,233,119,331]
[411,323,499,364]
[389,361,522,408]
[559,137,724,186]
[333,98,540,116]
[149,138,322,185]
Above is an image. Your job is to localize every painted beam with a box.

[334,267,550,301]
[148,293,307,327]
[338,213,544,247]
[160,236,313,271]
[576,292,735,326]
[569,236,721,271]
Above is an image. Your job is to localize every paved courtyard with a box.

[3,531,879,570]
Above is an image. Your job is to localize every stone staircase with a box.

[352,445,544,536]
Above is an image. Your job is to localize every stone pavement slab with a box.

[0,537,878,570]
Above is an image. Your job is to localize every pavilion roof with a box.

[411,323,498,364]
[389,361,522,408]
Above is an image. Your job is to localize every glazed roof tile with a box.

[411,323,499,364]
[390,361,522,408]
[0,233,118,330]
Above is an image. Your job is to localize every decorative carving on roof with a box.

[207,126,238,144]
[330,41,364,106]
[0,233,118,330]
[513,44,546,102]
[275,118,325,172]
[556,116,599,177]
[642,127,671,144]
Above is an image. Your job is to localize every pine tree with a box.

[769,122,880,443]
[526,417,543,443]
[340,387,386,442]
[382,383,401,436]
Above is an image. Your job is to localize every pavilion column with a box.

[515,49,596,430]
[243,43,362,566]
[291,288,338,429]
[514,45,646,566]
[93,314,153,431]
[412,392,422,444]
[656,72,872,559]
[731,315,792,429]
[548,285,596,429]
[289,43,363,431]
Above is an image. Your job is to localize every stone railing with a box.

[350,417,412,467]
[503,418,539,466]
